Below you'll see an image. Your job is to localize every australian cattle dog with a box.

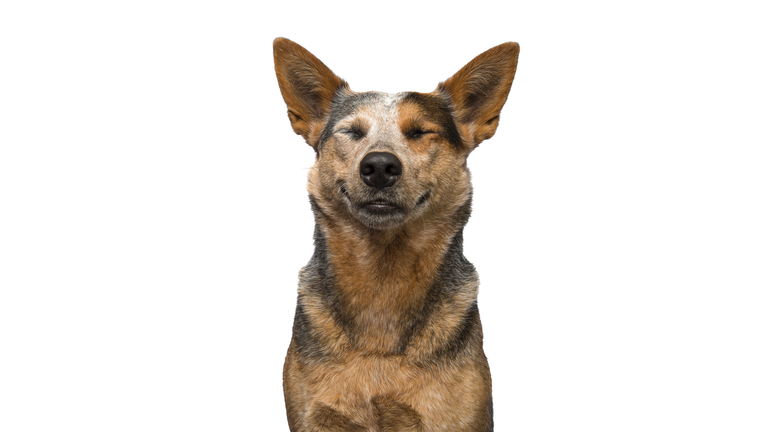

[273,37,519,431]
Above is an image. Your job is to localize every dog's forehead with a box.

[334,92,402,123]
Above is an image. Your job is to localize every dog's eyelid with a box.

[405,129,437,139]
[401,118,439,139]
[337,126,365,140]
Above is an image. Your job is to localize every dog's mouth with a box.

[341,185,400,213]
[340,184,430,224]
[363,199,401,213]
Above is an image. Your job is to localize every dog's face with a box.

[274,38,519,230]
[309,90,471,230]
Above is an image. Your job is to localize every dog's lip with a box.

[341,185,401,212]
[340,184,354,204]
[415,191,430,207]
[363,199,401,212]
[340,184,428,213]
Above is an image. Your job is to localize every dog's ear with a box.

[438,42,519,148]
[273,37,348,148]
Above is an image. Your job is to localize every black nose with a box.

[359,152,402,189]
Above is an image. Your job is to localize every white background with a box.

[1,1,766,431]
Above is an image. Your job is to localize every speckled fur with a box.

[274,37,519,432]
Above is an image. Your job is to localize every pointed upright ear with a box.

[437,42,519,148]
[273,37,348,147]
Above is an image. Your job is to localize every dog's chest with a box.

[288,350,489,431]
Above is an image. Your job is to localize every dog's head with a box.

[274,38,519,230]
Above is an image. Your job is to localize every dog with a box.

[273,37,519,432]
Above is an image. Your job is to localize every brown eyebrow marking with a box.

[399,116,439,135]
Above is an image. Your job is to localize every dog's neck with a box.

[309,199,474,354]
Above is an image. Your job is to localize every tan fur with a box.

[275,37,519,431]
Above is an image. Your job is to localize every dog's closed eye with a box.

[342,126,365,140]
[405,129,435,139]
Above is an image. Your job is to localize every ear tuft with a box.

[438,42,519,147]
[273,38,348,147]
